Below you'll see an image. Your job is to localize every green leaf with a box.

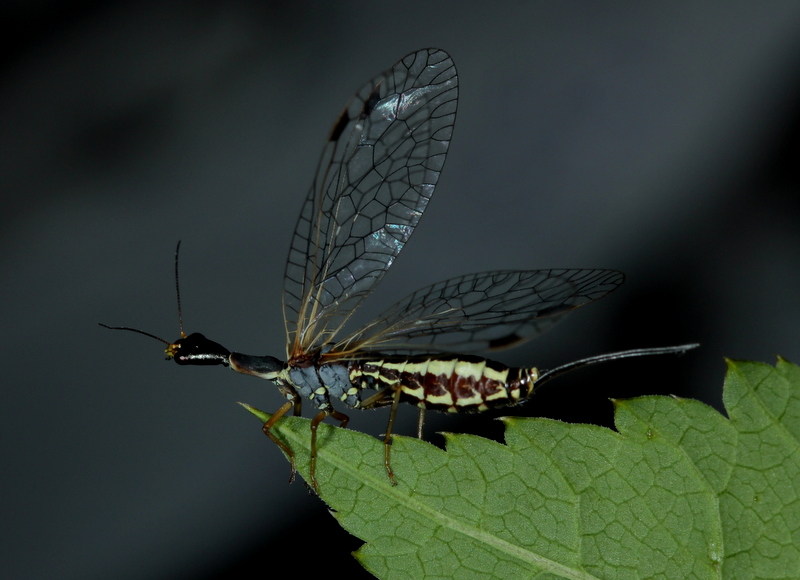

[241,358,800,579]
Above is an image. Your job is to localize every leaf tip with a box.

[439,431,457,444]
[498,416,518,428]
[723,357,739,371]
[238,402,271,423]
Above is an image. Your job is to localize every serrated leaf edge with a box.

[242,404,602,580]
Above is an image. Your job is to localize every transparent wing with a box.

[283,48,458,359]
[330,269,624,356]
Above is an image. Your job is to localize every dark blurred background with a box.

[3,2,800,579]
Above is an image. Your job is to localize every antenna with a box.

[98,240,187,345]
[174,240,186,338]
[97,323,170,344]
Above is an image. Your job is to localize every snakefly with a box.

[103,48,698,491]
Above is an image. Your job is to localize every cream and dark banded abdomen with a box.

[349,355,538,413]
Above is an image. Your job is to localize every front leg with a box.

[262,400,299,483]
[262,380,301,484]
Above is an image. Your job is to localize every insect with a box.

[103,48,697,491]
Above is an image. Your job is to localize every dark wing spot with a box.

[360,87,381,119]
[488,333,525,350]
[329,110,349,142]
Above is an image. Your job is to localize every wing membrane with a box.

[284,48,458,358]
[331,269,624,355]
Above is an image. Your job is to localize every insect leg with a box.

[262,400,297,483]
[330,408,349,428]
[416,407,426,439]
[359,386,403,485]
[359,386,395,409]
[381,386,403,487]
[309,408,349,492]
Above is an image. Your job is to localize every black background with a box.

[3,2,800,579]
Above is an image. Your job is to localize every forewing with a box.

[283,49,458,358]
[333,269,624,354]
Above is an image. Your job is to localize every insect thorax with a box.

[284,361,361,411]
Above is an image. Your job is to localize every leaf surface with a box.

[242,358,800,579]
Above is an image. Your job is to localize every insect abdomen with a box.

[350,356,537,413]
